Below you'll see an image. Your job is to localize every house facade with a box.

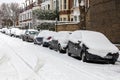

[19,0,41,29]
[59,0,73,22]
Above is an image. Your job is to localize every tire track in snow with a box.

[0,33,43,80]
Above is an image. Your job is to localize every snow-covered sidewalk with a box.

[0,33,120,80]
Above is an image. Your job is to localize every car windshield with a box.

[29,31,38,35]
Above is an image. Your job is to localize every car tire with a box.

[34,40,37,44]
[22,38,25,41]
[82,52,87,62]
[49,46,53,50]
[58,45,66,53]
[68,52,72,56]
[26,38,29,42]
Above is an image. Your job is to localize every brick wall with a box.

[86,0,120,43]
[56,23,80,31]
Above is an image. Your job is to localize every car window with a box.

[29,31,38,35]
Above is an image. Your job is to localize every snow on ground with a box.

[0,33,120,80]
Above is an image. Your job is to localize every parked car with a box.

[1,28,8,33]
[22,29,39,42]
[10,28,20,37]
[14,29,23,38]
[5,28,11,35]
[20,30,27,40]
[34,30,56,46]
[49,31,71,53]
[67,30,119,64]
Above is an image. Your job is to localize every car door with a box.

[68,41,76,54]
[25,31,30,41]
[74,42,82,57]
[52,40,58,50]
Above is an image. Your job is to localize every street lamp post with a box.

[55,0,59,31]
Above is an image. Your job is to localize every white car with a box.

[14,29,23,38]
[67,30,119,64]
[10,28,20,37]
[1,28,8,33]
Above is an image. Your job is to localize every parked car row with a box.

[0,28,119,64]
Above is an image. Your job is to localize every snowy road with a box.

[0,33,120,80]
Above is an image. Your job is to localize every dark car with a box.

[67,30,119,64]
[22,29,39,42]
[49,31,71,53]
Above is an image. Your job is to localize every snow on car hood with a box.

[81,31,119,57]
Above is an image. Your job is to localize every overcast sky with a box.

[0,0,24,4]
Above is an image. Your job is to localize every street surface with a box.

[0,33,120,80]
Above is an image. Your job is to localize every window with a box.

[60,18,62,21]
[64,0,67,9]
[74,16,77,21]
[71,18,73,21]
[63,18,66,21]
[48,4,50,10]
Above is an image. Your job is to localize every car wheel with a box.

[34,40,37,44]
[66,48,71,56]
[68,52,72,56]
[58,45,65,53]
[49,46,53,50]
[82,52,87,62]
[26,38,29,42]
[42,44,46,47]
[22,38,25,41]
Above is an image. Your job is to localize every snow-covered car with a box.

[49,31,71,53]
[5,28,11,35]
[14,29,23,38]
[10,28,20,37]
[34,30,56,46]
[1,28,8,33]
[20,30,27,39]
[67,30,119,64]
[22,29,39,42]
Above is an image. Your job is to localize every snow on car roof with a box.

[54,31,71,40]
[38,30,56,38]
[81,30,119,52]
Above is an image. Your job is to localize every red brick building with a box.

[86,0,120,43]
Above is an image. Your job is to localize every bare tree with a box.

[0,3,20,27]
[78,0,90,30]
[10,3,20,27]
[0,3,10,27]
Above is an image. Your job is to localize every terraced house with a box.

[19,0,42,29]
[59,0,73,22]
